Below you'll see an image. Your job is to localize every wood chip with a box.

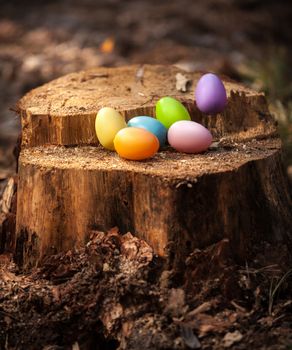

[1,177,15,214]
[187,301,212,317]
[136,65,144,84]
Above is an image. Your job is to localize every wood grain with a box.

[17,65,277,147]
[14,65,291,269]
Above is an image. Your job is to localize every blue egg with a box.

[127,116,167,147]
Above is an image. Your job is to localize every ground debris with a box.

[223,330,243,348]
[0,233,291,349]
[180,325,201,349]
[0,1,291,348]
[165,288,187,317]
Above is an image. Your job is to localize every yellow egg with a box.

[114,127,159,160]
[95,107,127,150]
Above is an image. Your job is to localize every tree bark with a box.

[13,65,291,269]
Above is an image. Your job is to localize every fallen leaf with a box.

[120,232,153,265]
[0,268,22,282]
[223,330,243,348]
[100,303,123,332]
[99,37,115,54]
[187,312,232,337]
[176,73,192,92]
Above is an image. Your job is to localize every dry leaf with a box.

[0,269,21,282]
[99,37,115,54]
[176,73,192,92]
[223,330,243,348]
[100,303,123,332]
[120,232,153,265]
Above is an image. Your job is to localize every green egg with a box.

[155,97,191,129]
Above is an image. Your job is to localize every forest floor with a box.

[0,230,292,349]
[0,0,292,349]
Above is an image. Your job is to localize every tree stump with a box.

[14,65,292,269]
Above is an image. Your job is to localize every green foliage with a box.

[240,47,292,168]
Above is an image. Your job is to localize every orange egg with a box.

[114,127,159,160]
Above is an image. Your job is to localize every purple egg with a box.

[168,120,212,154]
[195,73,227,114]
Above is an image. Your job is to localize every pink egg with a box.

[168,121,212,153]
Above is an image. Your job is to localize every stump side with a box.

[15,139,292,268]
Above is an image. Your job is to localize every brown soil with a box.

[1,229,292,350]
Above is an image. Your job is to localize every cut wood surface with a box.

[14,65,291,269]
[17,65,277,147]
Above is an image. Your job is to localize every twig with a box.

[0,309,19,321]
[231,300,247,313]
[239,264,280,275]
[268,269,292,315]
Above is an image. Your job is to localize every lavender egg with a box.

[168,120,212,154]
[195,73,227,114]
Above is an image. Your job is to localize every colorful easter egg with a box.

[95,107,127,150]
[195,73,227,114]
[114,127,159,160]
[168,120,212,153]
[155,97,191,129]
[127,116,167,147]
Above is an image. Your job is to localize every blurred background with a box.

[0,0,291,187]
